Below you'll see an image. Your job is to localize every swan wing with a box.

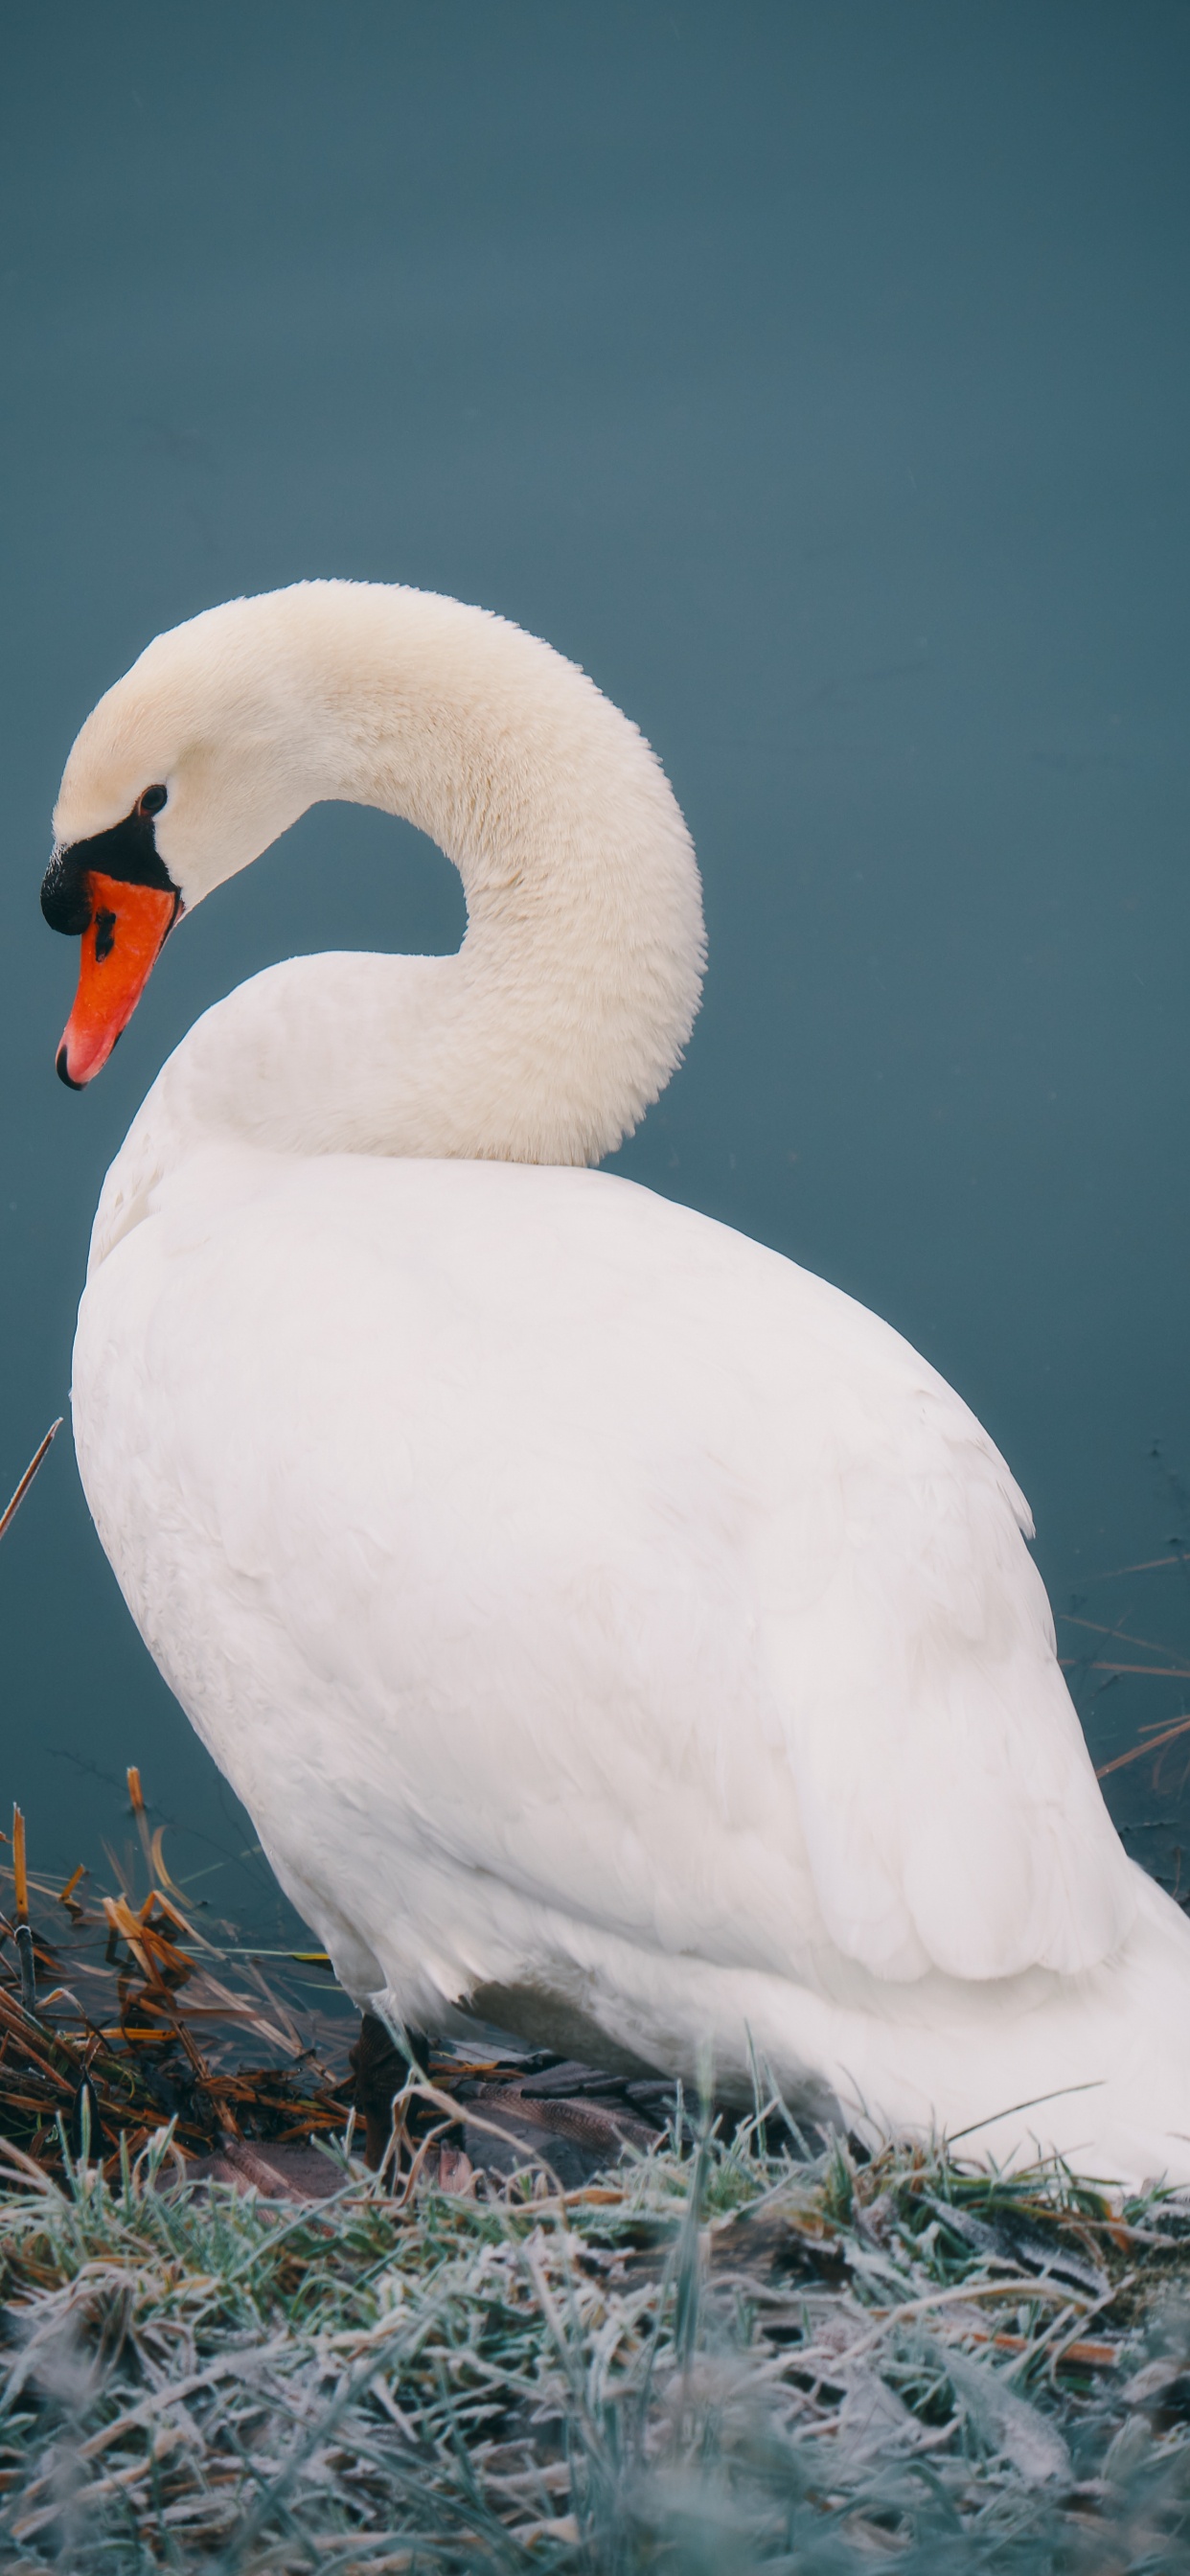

[74,1150,1134,2002]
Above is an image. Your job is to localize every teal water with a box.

[1,3,1188,1924]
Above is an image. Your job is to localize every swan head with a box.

[41,596,320,1087]
[40,582,704,1159]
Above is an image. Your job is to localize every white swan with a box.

[41,581,1190,2185]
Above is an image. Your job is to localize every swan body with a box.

[46,582,1190,2185]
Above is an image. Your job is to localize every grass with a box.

[8,1839,1190,2576]
[0,1801,356,2183]
[6,2098,1190,2568]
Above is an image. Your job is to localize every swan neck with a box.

[123,584,705,1175]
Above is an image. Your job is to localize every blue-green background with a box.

[2,3,1188,1925]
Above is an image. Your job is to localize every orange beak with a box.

[57,872,181,1089]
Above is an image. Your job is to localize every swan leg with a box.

[350,2011,428,2169]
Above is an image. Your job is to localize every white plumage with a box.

[50,581,1190,2184]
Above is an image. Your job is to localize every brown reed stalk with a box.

[0,1419,61,1546]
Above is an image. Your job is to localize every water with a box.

[1,2,1188,1922]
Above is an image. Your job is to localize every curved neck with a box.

[130,584,704,1175]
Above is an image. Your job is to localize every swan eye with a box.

[138,785,168,817]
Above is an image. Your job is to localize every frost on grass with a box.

[4,2104,1190,2572]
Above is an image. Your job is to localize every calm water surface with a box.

[1,3,1188,1929]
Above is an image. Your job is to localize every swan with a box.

[40,580,1190,2187]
